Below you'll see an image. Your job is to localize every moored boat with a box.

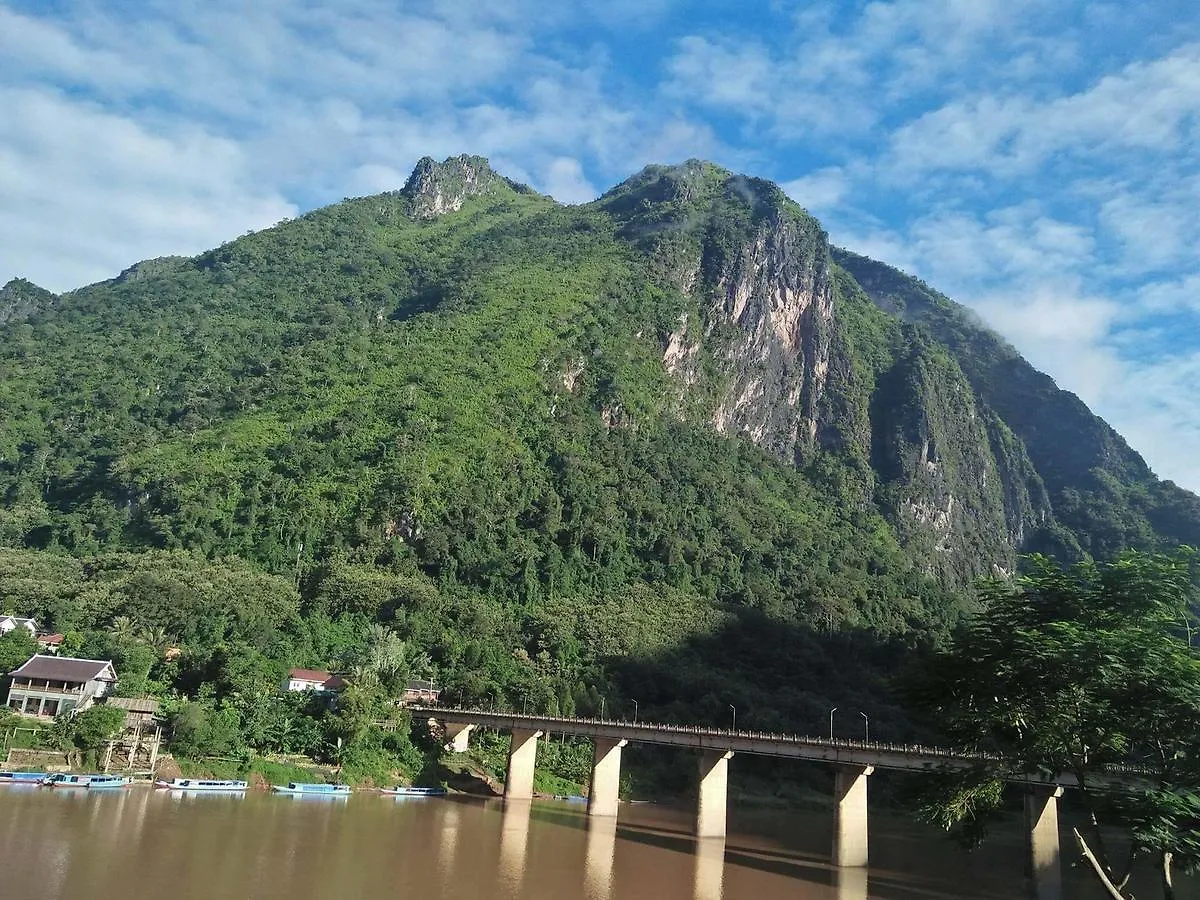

[42,773,131,789]
[155,778,248,792]
[379,786,447,796]
[0,771,49,784]
[271,782,351,797]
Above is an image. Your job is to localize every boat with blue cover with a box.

[155,778,248,792]
[380,786,447,796]
[0,771,48,784]
[43,773,131,789]
[272,782,351,796]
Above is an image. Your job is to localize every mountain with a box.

[1,154,1195,735]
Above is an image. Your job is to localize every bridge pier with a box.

[695,750,733,838]
[832,764,873,868]
[505,728,542,800]
[588,737,627,818]
[1025,786,1063,900]
[443,722,475,753]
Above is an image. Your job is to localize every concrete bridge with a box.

[416,707,1149,900]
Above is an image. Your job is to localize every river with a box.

[0,786,1194,899]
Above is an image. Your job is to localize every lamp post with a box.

[829,707,837,739]
[600,697,606,720]
[632,699,639,724]
[860,711,869,743]
[729,704,737,732]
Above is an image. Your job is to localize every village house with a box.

[0,616,38,637]
[36,633,64,654]
[105,696,163,731]
[281,668,345,693]
[401,678,439,706]
[6,655,117,719]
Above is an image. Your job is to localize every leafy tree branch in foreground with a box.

[912,548,1200,899]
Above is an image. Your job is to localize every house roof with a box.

[105,697,160,713]
[9,655,115,682]
[287,667,333,683]
[37,633,63,645]
[406,678,438,692]
[0,616,37,629]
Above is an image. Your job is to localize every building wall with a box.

[6,677,107,718]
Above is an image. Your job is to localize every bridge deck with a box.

[412,707,1150,788]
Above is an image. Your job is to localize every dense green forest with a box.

[0,155,1195,787]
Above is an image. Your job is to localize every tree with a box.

[0,629,38,676]
[68,705,126,753]
[911,549,1200,898]
[107,615,138,645]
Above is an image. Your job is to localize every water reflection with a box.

[437,800,461,877]
[499,799,532,893]
[584,816,617,900]
[693,837,725,900]
[835,867,868,900]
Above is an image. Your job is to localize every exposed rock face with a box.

[601,163,836,465]
[402,154,534,219]
[705,212,835,463]
[0,278,57,325]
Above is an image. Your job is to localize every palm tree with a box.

[107,615,137,645]
[363,625,406,679]
[138,625,169,652]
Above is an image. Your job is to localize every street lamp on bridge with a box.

[829,707,837,739]
[632,699,638,724]
[860,711,869,743]
[729,704,737,732]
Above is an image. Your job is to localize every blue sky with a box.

[1,0,1198,491]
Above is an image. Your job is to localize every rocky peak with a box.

[601,163,837,464]
[0,278,57,326]
[401,154,533,219]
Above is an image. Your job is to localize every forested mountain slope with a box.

[0,155,1194,737]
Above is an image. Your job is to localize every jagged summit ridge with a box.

[401,154,535,219]
[0,278,57,325]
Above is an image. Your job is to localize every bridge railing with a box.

[412,707,1157,777]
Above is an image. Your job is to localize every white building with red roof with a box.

[282,668,344,693]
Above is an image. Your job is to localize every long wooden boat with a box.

[380,786,447,796]
[43,773,131,789]
[272,782,351,797]
[0,771,48,784]
[155,778,248,792]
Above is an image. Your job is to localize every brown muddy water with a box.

[0,785,1194,899]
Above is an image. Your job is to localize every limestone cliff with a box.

[0,278,56,325]
[401,154,534,219]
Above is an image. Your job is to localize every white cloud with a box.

[541,158,597,204]
[782,167,848,212]
[0,86,294,291]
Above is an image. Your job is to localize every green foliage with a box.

[0,628,38,675]
[61,704,126,753]
[912,548,1200,896]
[0,157,1195,798]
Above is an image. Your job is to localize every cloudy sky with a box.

[2,0,1198,491]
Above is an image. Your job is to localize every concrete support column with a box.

[443,722,476,753]
[1025,786,1064,900]
[588,738,627,818]
[505,728,542,800]
[832,765,873,868]
[695,750,733,838]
